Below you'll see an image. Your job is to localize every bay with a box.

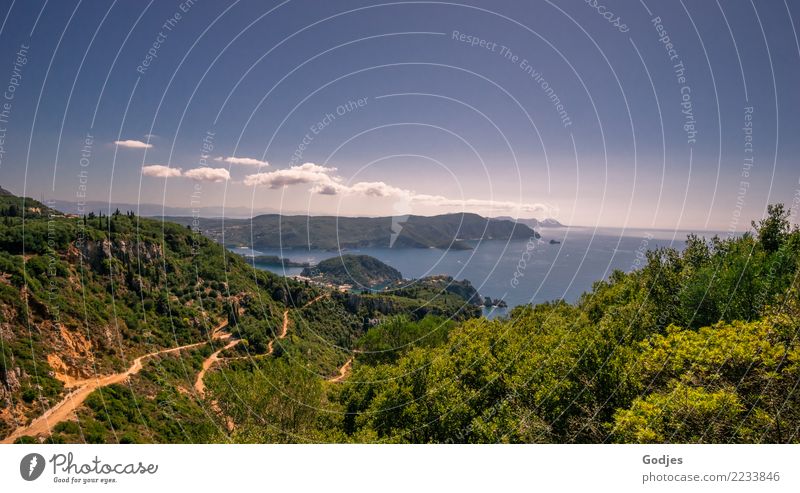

[232,227,719,318]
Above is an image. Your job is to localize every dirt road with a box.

[1,321,228,444]
[3,295,333,442]
[265,309,290,355]
[194,338,240,397]
[328,357,353,383]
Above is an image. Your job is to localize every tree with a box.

[752,203,790,252]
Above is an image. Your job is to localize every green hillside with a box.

[168,212,539,250]
[0,185,59,219]
[301,254,403,287]
[0,190,477,443]
[3,191,799,444]
[210,205,800,443]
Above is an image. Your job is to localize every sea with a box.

[231,227,725,319]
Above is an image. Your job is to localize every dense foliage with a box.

[210,205,800,443]
[3,193,799,444]
[320,207,800,443]
[1,190,484,442]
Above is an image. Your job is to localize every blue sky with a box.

[0,0,798,229]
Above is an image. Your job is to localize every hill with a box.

[323,204,800,443]
[167,212,539,250]
[301,254,402,288]
[0,185,59,218]
[212,205,800,444]
[4,185,799,444]
[0,190,480,443]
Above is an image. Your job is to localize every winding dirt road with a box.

[1,339,213,444]
[194,337,240,397]
[328,357,353,383]
[3,294,336,442]
[1,320,230,443]
[266,309,290,355]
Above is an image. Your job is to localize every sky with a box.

[0,0,798,230]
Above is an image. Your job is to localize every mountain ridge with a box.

[167,212,539,251]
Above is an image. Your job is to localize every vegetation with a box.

[168,212,538,250]
[320,206,800,443]
[301,254,403,288]
[0,189,484,442]
[3,191,800,444]
[210,204,800,444]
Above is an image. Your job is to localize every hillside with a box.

[210,205,800,444]
[0,190,480,443]
[167,213,539,250]
[0,186,59,218]
[0,203,293,441]
[3,187,799,444]
[301,255,402,288]
[322,205,800,443]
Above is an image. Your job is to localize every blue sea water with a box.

[233,227,714,318]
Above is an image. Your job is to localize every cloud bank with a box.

[243,163,553,215]
[243,163,339,191]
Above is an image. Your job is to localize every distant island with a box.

[301,254,402,288]
[298,255,488,311]
[494,216,565,229]
[167,212,539,251]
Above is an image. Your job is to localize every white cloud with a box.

[184,167,230,182]
[243,162,339,189]
[142,165,182,178]
[243,162,553,215]
[346,181,407,198]
[114,139,152,149]
[214,156,269,167]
